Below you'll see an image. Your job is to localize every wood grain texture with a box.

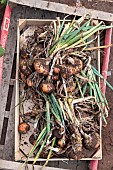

[0,159,66,170]
[9,0,113,21]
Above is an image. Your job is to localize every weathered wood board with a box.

[9,0,113,21]
[0,159,66,170]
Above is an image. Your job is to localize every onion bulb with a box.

[61,65,75,79]
[40,81,55,94]
[27,75,34,87]
[58,134,66,148]
[18,122,30,134]
[83,132,100,150]
[53,65,61,74]
[34,59,49,76]
[52,74,59,81]
[19,59,32,76]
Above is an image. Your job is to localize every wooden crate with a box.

[15,18,102,162]
[0,5,90,169]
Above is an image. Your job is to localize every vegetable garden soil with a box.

[0,1,113,170]
[44,0,113,13]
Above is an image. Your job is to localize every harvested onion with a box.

[18,122,30,134]
[53,65,61,74]
[61,65,75,79]
[27,76,34,87]
[40,81,55,94]
[19,59,32,76]
[34,59,49,76]
[52,74,59,81]
[58,134,66,148]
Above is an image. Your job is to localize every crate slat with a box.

[9,0,113,21]
[0,4,26,155]
[0,159,66,170]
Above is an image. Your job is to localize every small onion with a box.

[61,65,75,79]
[19,59,32,76]
[83,132,100,150]
[58,134,66,148]
[53,65,61,74]
[34,59,49,76]
[52,74,59,81]
[18,122,30,134]
[27,76,34,87]
[66,81,76,93]
[40,81,55,94]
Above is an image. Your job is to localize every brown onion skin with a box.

[40,81,55,94]
[34,59,49,76]
[52,74,59,81]
[27,77,34,87]
[18,122,30,134]
[58,135,66,148]
[53,66,61,74]
[19,59,32,76]
[61,65,75,79]
[83,132,100,150]
[61,58,83,79]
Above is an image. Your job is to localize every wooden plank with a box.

[2,83,15,161]
[58,160,90,170]
[76,161,90,170]
[0,159,66,170]
[24,5,57,19]
[58,160,78,170]
[9,0,113,21]
[0,5,26,136]
[0,5,26,159]
[0,145,4,158]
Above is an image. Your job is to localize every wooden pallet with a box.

[0,4,89,170]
